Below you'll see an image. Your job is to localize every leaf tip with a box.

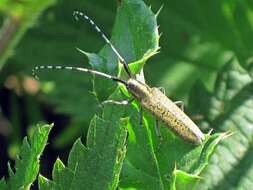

[221,130,234,140]
[155,4,164,18]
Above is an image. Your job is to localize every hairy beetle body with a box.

[127,78,204,144]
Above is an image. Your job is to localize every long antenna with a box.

[32,66,127,85]
[73,11,132,78]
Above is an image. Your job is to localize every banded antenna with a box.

[32,65,127,85]
[73,11,132,77]
[33,11,132,83]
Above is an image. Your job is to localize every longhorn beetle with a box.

[33,11,205,145]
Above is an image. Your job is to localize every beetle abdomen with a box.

[141,88,204,144]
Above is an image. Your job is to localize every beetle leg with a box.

[158,87,166,94]
[174,101,184,111]
[155,119,163,141]
[100,98,135,107]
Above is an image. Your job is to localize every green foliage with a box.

[190,58,253,190]
[39,116,128,190]
[0,124,52,190]
[37,0,226,189]
[118,113,225,190]
[145,0,253,98]
[0,0,253,189]
[89,0,159,101]
[0,0,56,68]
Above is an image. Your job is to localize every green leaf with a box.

[88,0,159,101]
[40,116,128,190]
[98,82,225,190]
[188,58,253,190]
[51,158,74,190]
[71,116,128,190]
[67,138,87,171]
[170,170,200,190]
[118,109,225,190]
[1,123,52,190]
[170,133,230,190]
[38,175,55,190]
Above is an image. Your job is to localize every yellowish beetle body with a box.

[127,78,204,144]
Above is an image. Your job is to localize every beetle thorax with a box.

[127,78,151,99]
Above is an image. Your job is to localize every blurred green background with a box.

[0,0,253,184]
